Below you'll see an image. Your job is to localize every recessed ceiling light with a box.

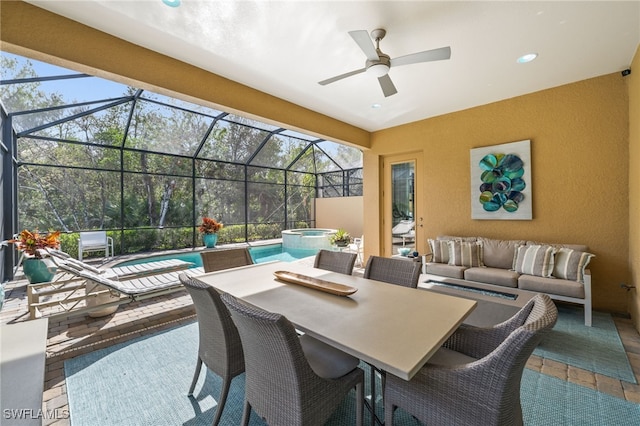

[517,53,538,64]
[162,0,181,7]
[371,103,382,109]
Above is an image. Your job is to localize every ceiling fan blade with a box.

[318,68,366,86]
[390,46,451,68]
[378,74,397,97]
[349,30,379,61]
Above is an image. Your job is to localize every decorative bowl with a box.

[397,247,411,256]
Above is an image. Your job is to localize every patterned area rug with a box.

[66,319,639,425]
[533,304,636,383]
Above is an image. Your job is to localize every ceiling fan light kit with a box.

[319,28,451,97]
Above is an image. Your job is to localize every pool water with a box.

[115,244,317,269]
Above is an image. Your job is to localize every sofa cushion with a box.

[438,235,477,242]
[428,239,451,263]
[448,241,484,267]
[518,274,585,299]
[463,267,520,288]
[425,262,467,279]
[552,248,595,283]
[512,244,556,278]
[479,238,526,269]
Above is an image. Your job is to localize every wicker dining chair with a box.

[178,273,245,426]
[384,294,558,426]
[313,249,357,275]
[220,292,365,426]
[200,247,254,273]
[363,255,421,288]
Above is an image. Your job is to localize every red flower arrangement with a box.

[198,217,223,234]
[9,229,61,259]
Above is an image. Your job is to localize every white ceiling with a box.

[28,1,640,132]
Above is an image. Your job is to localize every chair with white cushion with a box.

[78,231,113,261]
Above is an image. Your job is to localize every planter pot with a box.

[86,283,119,318]
[22,258,57,284]
[203,233,218,248]
[335,240,349,247]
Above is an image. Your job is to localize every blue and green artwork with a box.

[478,152,526,213]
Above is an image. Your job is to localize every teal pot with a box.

[22,258,57,284]
[203,233,218,248]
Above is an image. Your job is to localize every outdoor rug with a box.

[533,304,636,383]
[65,320,640,425]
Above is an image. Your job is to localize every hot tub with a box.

[281,228,336,251]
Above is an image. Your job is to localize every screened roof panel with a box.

[139,91,225,117]
[1,52,131,114]
[313,147,342,173]
[27,103,131,144]
[279,129,319,141]
[315,141,363,170]
[198,119,272,162]
[289,147,315,173]
[251,134,310,169]
[223,113,281,132]
[2,51,363,174]
[125,99,213,156]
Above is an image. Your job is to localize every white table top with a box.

[192,261,476,380]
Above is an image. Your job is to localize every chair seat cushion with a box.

[426,347,477,367]
[299,334,359,379]
[463,267,519,288]
[425,263,467,279]
[518,274,585,299]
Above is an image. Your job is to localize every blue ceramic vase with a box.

[203,233,218,248]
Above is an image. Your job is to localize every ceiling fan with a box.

[318,29,451,97]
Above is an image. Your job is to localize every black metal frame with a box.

[1,56,362,282]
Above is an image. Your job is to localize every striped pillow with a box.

[428,239,450,263]
[513,244,556,277]
[552,248,594,282]
[448,241,483,267]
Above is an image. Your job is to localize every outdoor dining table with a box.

[192,260,477,423]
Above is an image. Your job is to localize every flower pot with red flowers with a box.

[199,218,223,248]
[9,229,61,283]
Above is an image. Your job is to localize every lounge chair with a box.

[46,248,193,279]
[392,220,415,246]
[27,262,204,320]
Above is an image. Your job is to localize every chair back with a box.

[221,292,346,425]
[314,249,357,275]
[179,274,244,378]
[364,256,421,288]
[200,248,254,273]
[79,231,108,248]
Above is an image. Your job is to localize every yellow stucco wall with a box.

[629,45,640,329]
[366,73,630,314]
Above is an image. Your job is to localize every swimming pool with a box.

[114,244,317,269]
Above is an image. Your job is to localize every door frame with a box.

[382,151,424,257]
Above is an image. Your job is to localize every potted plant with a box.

[199,217,223,248]
[9,229,61,283]
[329,229,351,247]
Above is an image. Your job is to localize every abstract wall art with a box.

[470,139,532,220]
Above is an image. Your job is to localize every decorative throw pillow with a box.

[512,244,556,277]
[552,248,595,282]
[428,239,451,263]
[447,241,484,267]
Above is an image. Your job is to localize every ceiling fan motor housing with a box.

[366,53,391,77]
